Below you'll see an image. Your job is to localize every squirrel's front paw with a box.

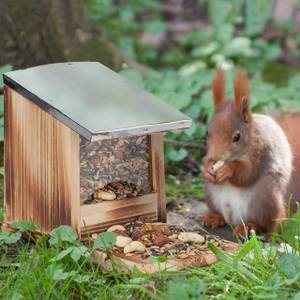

[201,213,226,228]
[233,222,261,238]
[203,159,216,183]
[215,164,234,184]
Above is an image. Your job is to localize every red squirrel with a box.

[201,68,299,236]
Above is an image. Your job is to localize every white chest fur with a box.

[207,182,255,225]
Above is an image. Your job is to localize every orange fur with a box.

[234,69,252,124]
[212,67,225,111]
[203,68,294,234]
[201,213,225,228]
[277,113,300,212]
[234,222,261,237]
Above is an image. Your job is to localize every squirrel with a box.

[201,68,299,236]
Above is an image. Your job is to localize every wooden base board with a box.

[80,193,158,236]
[93,240,239,273]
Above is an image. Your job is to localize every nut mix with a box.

[80,135,151,204]
[93,221,236,263]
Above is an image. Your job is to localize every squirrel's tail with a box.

[277,113,300,213]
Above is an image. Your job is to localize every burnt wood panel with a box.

[80,193,158,234]
[4,87,80,233]
[150,133,166,222]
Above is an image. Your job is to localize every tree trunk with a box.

[0,0,142,71]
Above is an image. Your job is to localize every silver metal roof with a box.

[4,62,192,141]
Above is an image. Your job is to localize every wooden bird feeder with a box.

[2,62,191,237]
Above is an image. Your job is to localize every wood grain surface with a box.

[4,87,167,236]
[80,193,157,234]
[4,87,80,234]
[150,133,166,222]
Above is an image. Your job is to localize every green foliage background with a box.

[1,1,300,299]
[82,0,300,171]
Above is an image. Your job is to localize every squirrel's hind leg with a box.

[247,173,287,234]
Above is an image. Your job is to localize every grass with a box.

[1,193,300,300]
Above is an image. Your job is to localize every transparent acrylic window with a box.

[80,135,152,205]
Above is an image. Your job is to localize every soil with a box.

[167,198,238,242]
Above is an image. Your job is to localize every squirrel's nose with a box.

[207,146,219,162]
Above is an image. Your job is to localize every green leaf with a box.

[208,0,233,27]
[277,253,300,279]
[70,245,88,262]
[49,225,78,245]
[11,221,37,232]
[179,61,206,77]
[162,91,192,110]
[0,231,22,244]
[192,42,219,58]
[53,268,70,281]
[143,20,166,33]
[0,64,12,88]
[245,0,272,36]
[74,275,92,283]
[224,37,257,58]
[166,147,188,162]
[292,292,300,300]
[166,276,206,300]
[53,247,73,261]
[93,231,116,250]
[120,69,144,87]
[155,255,168,263]
[234,236,256,261]
[208,243,261,283]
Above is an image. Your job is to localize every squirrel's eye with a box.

[233,131,241,142]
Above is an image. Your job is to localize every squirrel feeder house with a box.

[3,62,191,237]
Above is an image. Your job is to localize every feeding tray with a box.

[93,221,239,273]
[2,62,192,237]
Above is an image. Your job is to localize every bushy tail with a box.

[276,113,300,213]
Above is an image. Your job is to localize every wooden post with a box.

[150,133,166,222]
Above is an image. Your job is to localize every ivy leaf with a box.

[93,231,116,250]
[11,221,37,232]
[0,231,22,244]
[49,225,78,245]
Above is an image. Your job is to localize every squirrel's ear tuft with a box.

[234,69,251,124]
[212,67,225,111]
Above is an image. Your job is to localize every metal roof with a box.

[4,62,192,141]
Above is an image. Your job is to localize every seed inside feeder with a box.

[91,181,142,202]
